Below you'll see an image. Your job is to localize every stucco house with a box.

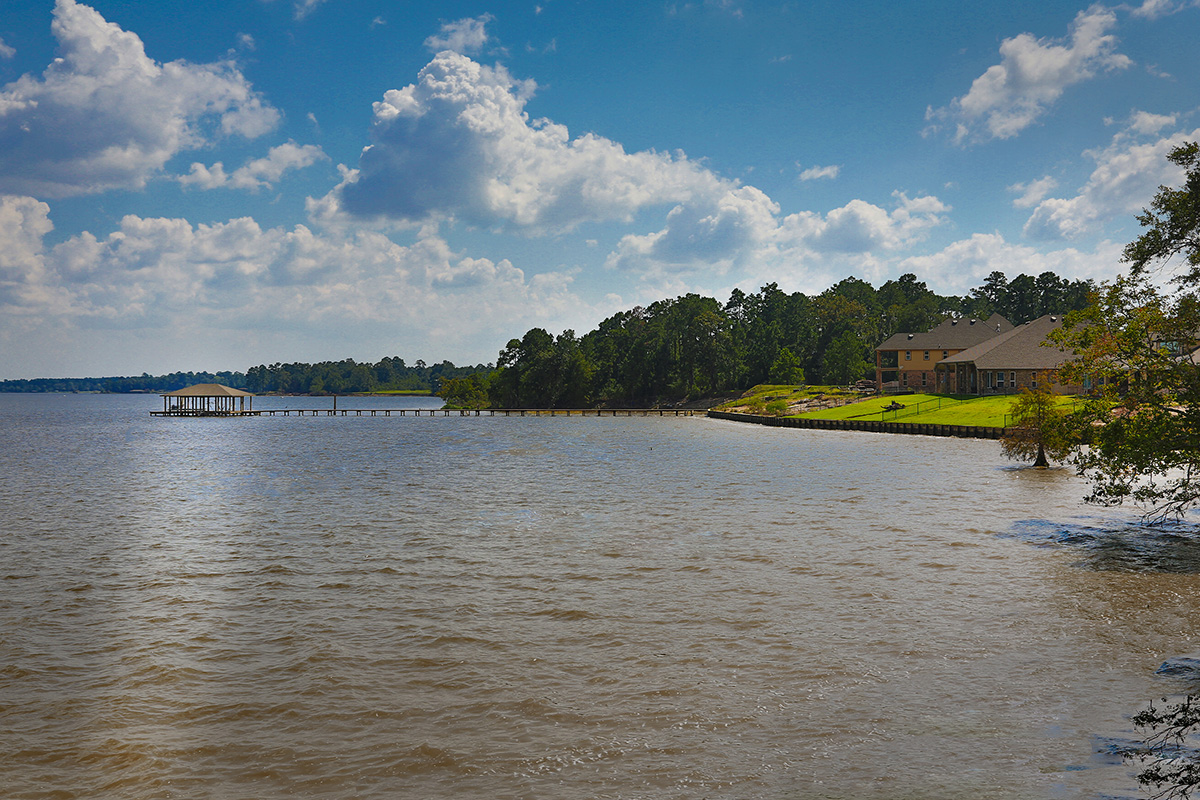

[875,314,1013,391]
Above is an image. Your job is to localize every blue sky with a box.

[1,0,1198,378]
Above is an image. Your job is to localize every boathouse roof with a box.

[161,383,253,397]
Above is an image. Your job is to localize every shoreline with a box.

[707,409,1008,440]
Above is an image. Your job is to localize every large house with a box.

[875,314,1013,391]
[934,314,1081,395]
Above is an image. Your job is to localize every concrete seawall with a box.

[707,410,1007,440]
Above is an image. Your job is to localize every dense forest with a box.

[0,371,250,394]
[242,358,490,395]
[0,358,493,395]
[0,270,1094,400]
[442,270,1096,409]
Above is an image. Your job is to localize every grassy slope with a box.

[796,393,950,420]
[713,385,859,410]
[794,393,1079,427]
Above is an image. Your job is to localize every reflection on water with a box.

[1,393,1198,799]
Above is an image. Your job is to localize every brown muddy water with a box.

[2,392,1200,799]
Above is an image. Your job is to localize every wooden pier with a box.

[251,408,699,417]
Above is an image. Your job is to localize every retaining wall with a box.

[707,410,1007,440]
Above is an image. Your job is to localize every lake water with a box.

[3,392,1199,799]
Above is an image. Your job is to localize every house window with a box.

[902,372,909,386]
[1031,375,1038,389]
[987,372,994,389]
[924,351,930,360]
[996,371,1005,389]
[921,372,927,386]
[905,351,911,360]
[1010,371,1016,385]
[942,350,948,359]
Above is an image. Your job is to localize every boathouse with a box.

[155,384,255,416]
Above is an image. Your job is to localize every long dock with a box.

[153,408,699,417]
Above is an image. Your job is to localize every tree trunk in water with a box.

[1034,441,1048,468]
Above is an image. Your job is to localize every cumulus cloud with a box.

[328,51,725,233]
[1023,122,1200,240]
[0,0,278,198]
[1007,176,1059,208]
[1127,109,1178,134]
[0,201,583,370]
[0,195,55,311]
[0,37,15,60]
[606,190,949,276]
[798,164,840,181]
[424,15,493,54]
[180,142,328,191]
[897,232,1122,293]
[927,7,1131,143]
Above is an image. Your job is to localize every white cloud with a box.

[1128,109,1177,134]
[0,38,15,60]
[0,203,586,370]
[1007,176,1059,208]
[1023,124,1200,240]
[181,142,328,191]
[0,0,279,198]
[424,15,493,54]
[897,232,1122,294]
[1128,0,1200,18]
[328,51,725,233]
[0,195,55,311]
[606,190,950,277]
[927,7,1131,143]
[293,0,328,20]
[798,164,840,181]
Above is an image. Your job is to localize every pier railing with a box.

[153,407,700,418]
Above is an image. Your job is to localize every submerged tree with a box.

[1000,386,1073,467]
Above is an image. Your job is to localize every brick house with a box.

[875,314,1013,391]
[934,314,1081,395]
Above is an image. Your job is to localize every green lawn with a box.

[793,393,1079,427]
[796,393,954,420]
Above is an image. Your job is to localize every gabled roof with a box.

[939,314,1070,370]
[877,314,1013,352]
[161,383,253,397]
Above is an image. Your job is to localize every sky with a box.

[1,0,1198,378]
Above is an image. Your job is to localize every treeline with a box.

[0,371,248,394]
[442,271,1096,409]
[243,357,492,395]
[0,359,494,396]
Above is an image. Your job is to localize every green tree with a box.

[1124,141,1200,282]
[999,386,1073,468]
[820,331,869,385]
[1049,141,1200,519]
[769,347,805,385]
[1050,279,1200,518]
[439,375,490,410]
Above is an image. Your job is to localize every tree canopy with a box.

[1000,386,1073,468]
[1050,142,1200,519]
